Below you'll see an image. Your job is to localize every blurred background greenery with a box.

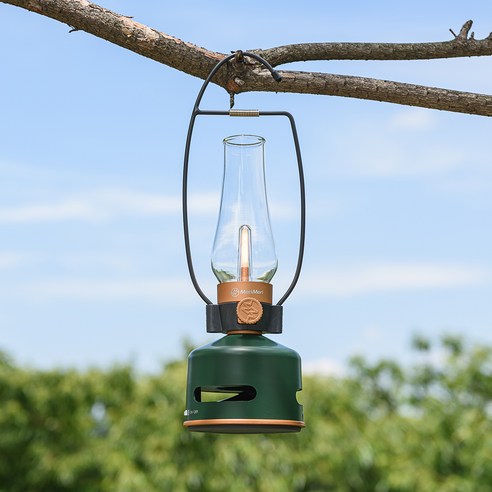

[1,334,491,491]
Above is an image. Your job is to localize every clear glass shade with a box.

[212,135,277,283]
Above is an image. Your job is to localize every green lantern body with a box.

[184,334,304,433]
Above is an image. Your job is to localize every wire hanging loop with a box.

[182,51,305,306]
[192,51,281,112]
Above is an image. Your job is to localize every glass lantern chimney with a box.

[212,135,277,283]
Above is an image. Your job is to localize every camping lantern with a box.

[182,52,306,433]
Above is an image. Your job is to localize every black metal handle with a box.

[182,52,305,306]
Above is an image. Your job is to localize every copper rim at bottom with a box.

[184,418,305,428]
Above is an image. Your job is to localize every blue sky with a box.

[0,1,491,374]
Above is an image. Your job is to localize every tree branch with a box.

[253,25,492,66]
[2,0,492,116]
[254,71,492,116]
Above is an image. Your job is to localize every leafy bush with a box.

[1,336,491,491]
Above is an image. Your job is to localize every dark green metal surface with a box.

[184,334,303,433]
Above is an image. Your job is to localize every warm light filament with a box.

[239,225,251,282]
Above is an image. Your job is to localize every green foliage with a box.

[1,336,492,491]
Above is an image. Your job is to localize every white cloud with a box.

[0,189,219,224]
[303,358,345,376]
[344,137,467,179]
[391,108,436,131]
[321,109,475,179]
[0,199,106,223]
[362,325,382,340]
[0,252,26,270]
[3,262,487,304]
[297,262,490,298]
[0,186,305,225]
[13,277,195,303]
[56,252,145,274]
[269,200,300,221]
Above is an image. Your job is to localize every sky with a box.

[0,1,491,375]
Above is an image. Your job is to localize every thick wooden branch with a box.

[250,71,492,116]
[2,0,492,116]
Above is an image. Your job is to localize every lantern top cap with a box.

[224,134,265,147]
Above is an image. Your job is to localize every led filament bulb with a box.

[212,135,277,284]
[239,224,252,282]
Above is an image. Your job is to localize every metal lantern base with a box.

[184,334,304,434]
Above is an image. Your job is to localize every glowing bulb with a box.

[239,224,252,282]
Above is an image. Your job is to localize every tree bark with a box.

[2,0,492,116]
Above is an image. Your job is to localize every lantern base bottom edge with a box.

[183,418,305,434]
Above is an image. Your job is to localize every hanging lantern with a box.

[182,52,306,433]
